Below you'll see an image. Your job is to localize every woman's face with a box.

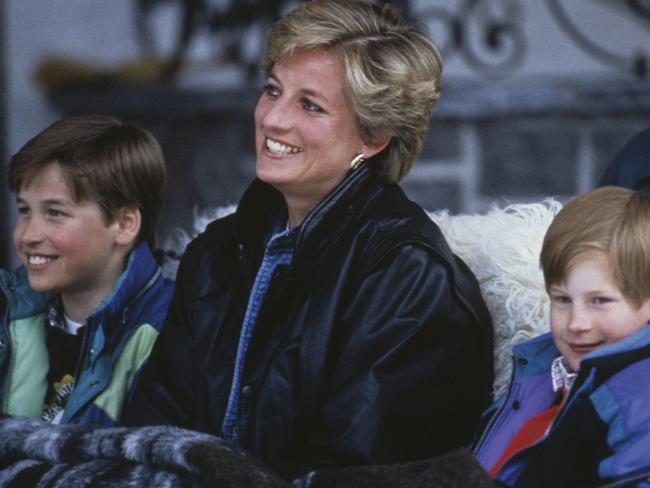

[254,49,384,207]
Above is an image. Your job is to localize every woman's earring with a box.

[350,153,365,170]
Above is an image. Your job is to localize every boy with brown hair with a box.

[0,114,174,425]
[474,186,650,487]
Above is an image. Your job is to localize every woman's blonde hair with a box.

[540,186,650,307]
[263,0,443,183]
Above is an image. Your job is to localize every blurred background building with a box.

[2,0,650,269]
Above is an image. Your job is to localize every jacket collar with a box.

[514,323,650,380]
[0,266,51,321]
[578,323,650,379]
[75,242,161,354]
[235,165,383,268]
[512,332,559,380]
[89,241,160,322]
[587,322,650,360]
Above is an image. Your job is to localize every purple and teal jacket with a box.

[474,326,650,488]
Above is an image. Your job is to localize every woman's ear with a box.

[361,131,391,160]
[114,207,142,247]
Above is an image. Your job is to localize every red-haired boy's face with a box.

[13,163,125,318]
[549,255,650,371]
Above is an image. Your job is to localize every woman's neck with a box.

[285,195,319,228]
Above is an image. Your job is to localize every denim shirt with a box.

[221,217,297,443]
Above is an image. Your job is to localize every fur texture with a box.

[0,415,287,487]
[160,206,237,280]
[430,200,561,397]
[0,415,498,487]
[297,448,497,488]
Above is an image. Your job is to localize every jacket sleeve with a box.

[295,243,493,473]
[588,367,650,486]
[515,358,650,487]
[123,243,199,429]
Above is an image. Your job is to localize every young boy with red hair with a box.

[474,186,650,487]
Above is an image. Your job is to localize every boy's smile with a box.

[27,255,56,266]
[12,163,127,322]
[549,253,650,371]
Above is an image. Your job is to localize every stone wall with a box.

[401,77,650,213]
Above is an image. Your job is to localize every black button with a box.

[512,401,521,410]
[242,385,252,397]
[517,357,528,366]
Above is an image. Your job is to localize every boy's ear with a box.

[114,207,141,247]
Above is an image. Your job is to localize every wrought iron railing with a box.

[134,0,649,82]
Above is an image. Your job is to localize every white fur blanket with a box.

[429,200,561,397]
[163,200,561,399]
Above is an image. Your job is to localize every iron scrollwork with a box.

[546,0,648,78]
[409,0,526,77]
[627,0,650,21]
[134,0,297,82]
[134,0,648,83]
[134,0,527,81]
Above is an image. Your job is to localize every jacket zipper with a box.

[72,322,90,383]
[490,401,579,483]
[472,355,515,457]
[480,366,588,479]
[65,266,163,422]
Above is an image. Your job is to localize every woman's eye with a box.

[593,297,611,305]
[263,83,280,98]
[47,208,66,218]
[301,98,324,113]
[16,206,29,216]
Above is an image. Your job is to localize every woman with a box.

[127,0,494,479]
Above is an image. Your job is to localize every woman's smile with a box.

[254,49,381,226]
[265,137,304,156]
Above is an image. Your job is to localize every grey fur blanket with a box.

[0,416,287,487]
[297,448,497,488]
[0,416,496,487]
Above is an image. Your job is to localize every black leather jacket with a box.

[126,165,494,479]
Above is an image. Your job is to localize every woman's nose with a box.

[258,96,294,132]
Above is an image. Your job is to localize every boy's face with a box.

[13,163,126,306]
[549,255,650,371]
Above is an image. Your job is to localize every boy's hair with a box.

[540,186,650,307]
[9,115,166,249]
